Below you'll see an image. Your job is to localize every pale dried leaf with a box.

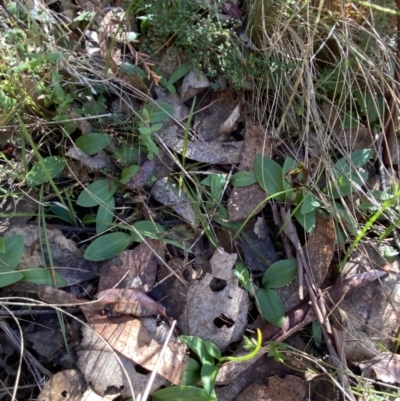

[184,248,250,351]
[66,147,112,170]
[303,213,335,288]
[151,177,196,225]
[69,110,92,134]
[37,370,86,401]
[254,217,268,240]
[359,352,400,384]
[91,318,188,384]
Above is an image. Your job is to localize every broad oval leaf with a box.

[75,133,111,156]
[129,220,165,242]
[0,234,24,269]
[96,196,115,234]
[119,165,140,184]
[0,267,23,288]
[230,171,257,187]
[204,341,222,361]
[21,268,67,287]
[77,179,118,207]
[262,259,297,288]
[256,287,285,328]
[181,358,200,386]
[254,155,285,202]
[112,145,139,164]
[27,156,66,187]
[151,385,217,401]
[180,336,213,365]
[169,64,192,85]
[201,362,220,396]
[84,232,131,261]
[294,207,316,233]
[300,193,321,214]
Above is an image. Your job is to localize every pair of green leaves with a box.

[0,234,66,288]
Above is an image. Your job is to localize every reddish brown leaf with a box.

[96,288,169,321]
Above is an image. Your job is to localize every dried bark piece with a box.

[303,213,335,288]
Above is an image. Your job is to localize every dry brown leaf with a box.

[91,318,188,385]
[181,69,210,102]
[96,288,170,322]
[358,352,400,384]
[234,376,308,401]
[194,89,240,141]
[182,248,250,351]
[37,370,86,401]
[228,124,274,220]
[303,212,335,288]
[98,239,164,292]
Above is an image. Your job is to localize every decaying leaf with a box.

[98,239,164,292]
[194,90,240,141]
[90,318,188,385]
[303,212,335,288]
[37,370,86,401]
[228,124,274,220]
[66,147,113,171]
[151,177,196,225]
[78,325,167,398]
[358,352,400,384]
[96,288,170,321]
[126,160,154,190]
[181,247,250,351]
[181,68,210,102]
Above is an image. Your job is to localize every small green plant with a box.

[151,329,262,401]
[0,234,66,288]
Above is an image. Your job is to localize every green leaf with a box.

[84,232,131,261]
[256,288,285,328]
[169,65,192,85]
[129,220,165,242]
[262,259,297,288]
[233,262,252,294]
[112,146,139,164]
[77,179,118,207]
[341,112,359,129]
[21,268,67,287]
[48,204,76,226]
[0,235,24,269]
[201,362,220,396]
[75,133,111,156]
[96,196,115,234]
[230,171,256,187]
[181,358,200,386]
[0,267,23,288]
[151,385,217,401]
[180,336,214,365]
[293,207,316,233]
[254,155,285,202]
[144,102,175,124]
[27,156,66,187]
[0,238,5,254]
[300,193,321,214]
[312,321,322,347]
[204,341,222,361]
[211,173,228,201]
[119,63,147,78]
[282,156,298,195]
[119,165,140,184]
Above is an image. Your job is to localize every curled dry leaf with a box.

[358,352,400,384]
[151,177,196,225]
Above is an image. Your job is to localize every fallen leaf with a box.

[358,352,400,384]
[126,160,154,190]
[37,370,86,401]
[66,147,113,171]
[228,124,274,220]
[303,212,335,288]
[98,239,164,292]
[182,248,250,351]
[181,68,210,102]
[151,177,196,225]
[90,318,188,385]
[96,288,170,321]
